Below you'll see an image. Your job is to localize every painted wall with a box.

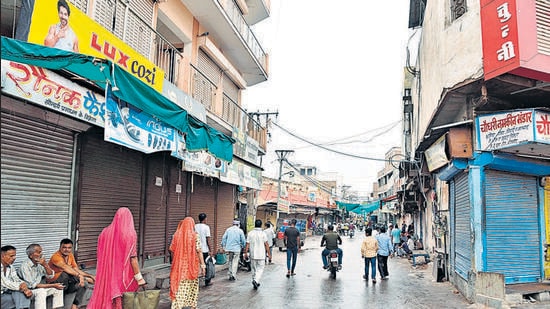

[545,177,550,279]
[411,1,484,153]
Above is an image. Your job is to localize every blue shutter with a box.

[452,171,471,279]
[485,170,541,284]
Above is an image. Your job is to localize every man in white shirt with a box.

[263,222,275,264]
[195,213,214,286]
[18,244,64,309]
[244,219,271,290]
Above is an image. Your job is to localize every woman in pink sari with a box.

[87,207,146,309]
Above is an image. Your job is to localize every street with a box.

[158,233,472,308]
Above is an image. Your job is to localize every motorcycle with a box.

[239,249,251,272]
[326,250,340,279]
[349,229,354,239]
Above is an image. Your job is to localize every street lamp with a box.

[275,150,294,227]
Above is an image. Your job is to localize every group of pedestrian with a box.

[359,225,394,283]
[2,239,96,309]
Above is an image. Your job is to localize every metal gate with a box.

[485,170,540,284]
[451,171,471,279]
[77,131,143,266]
[1,111,75,265]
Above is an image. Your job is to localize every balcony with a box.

[243,0,270,25]
[190,65,267,152]
[181,0,269,86]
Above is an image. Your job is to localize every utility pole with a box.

[275,150,294,227]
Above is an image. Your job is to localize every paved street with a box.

[158,233,473,308]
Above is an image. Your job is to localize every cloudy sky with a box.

[243,1,413,196]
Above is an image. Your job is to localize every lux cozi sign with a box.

[480,0,550,81]
[24,0,164,92]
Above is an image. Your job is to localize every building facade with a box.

[1,0,270,274]
[404,0,550,305]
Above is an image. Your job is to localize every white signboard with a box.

[476,109,542,151]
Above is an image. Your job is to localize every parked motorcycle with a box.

[239,249,251,272]
[325,249,340,279]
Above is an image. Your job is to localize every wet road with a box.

[160,233,473,308]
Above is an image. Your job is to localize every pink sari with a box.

[87,207,139,309]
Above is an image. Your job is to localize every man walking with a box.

[263,222,275,264]
[375,226,393,280]
[283,219,301,278]
[390,224,401,256]
[196,213,214,286]
[221,219,246,281]
[243,219,271,290]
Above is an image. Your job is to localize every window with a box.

[451,0,467,21]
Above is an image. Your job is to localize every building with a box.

[403,0,549,306]
[1,0,270,278]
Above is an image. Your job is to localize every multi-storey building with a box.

[1,0,270,280]
[403,0,549,306]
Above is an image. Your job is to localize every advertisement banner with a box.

[180,150,225,178]
[219,158,262,189]
[24,0,164,92]
[278,198,290,214]
[104,85,177,154]
[1,59,105,126]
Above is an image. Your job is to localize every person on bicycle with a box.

[320,225,343,270]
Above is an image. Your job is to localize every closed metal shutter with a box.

[189,175,217,248]
[69,0,88,13]
[485,170,540,284]
[166,163,188,246]
[216,183,236,251]
[223,73,240,103]
[452,171,471,279]
[77,131,143,266]
[1,111,74,266]
[198,50,222,83]
[143,153,169,261]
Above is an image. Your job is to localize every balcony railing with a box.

[190,65,266,150]
[221,0,268,73]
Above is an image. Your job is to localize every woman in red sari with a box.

[170,217,206,309]
[87,207,146,309]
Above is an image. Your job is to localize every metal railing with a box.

[220,0,268,73]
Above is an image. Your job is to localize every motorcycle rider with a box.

[320,225,343,270]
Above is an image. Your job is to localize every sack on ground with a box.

[122,288,160,309]
[205,256,216,280]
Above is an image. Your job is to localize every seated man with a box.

[320,225,343,269]
[1,245,33,309]
[18,244,65,309]
[47,239,95,309]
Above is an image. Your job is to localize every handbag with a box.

[215,251,227,265]
[205,256,216,280]
[122,287,160,309]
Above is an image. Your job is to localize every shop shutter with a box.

[216,183,236,251]
[1,111,74,266]
[77,132,143,266]
[143,154,168,260]
[452,171,471,279]
[188,175,217,247]
[485,170,540,284]
[167,163,188,246]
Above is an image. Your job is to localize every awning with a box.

[1,36,234,161]
[335,200,381,214]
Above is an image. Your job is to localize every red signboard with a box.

[480,0,550,81]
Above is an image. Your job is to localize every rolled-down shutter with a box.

[485,170,540,284]
[216,182,236,251]
[1,111,74,266]
[77,132,143,267]
[452,171,471,279]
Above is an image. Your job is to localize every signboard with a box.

[1,59,105,126]
[23,0,164,92]
[181,150,226,178]
[278,198,290,214]
[424,135,449,172]
[476,109,550,150]
[219,158,262,189]
[480,0,550,81]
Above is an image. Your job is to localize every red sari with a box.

[87,207,139,309]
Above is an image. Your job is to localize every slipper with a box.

[286,272,290,278]
[291,273,296,276]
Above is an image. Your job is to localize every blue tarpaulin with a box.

[335,200,380,214]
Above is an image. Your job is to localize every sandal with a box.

[291,272,296,276]
[286,272,290,278]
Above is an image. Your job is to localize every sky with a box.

[243,1,412,197]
